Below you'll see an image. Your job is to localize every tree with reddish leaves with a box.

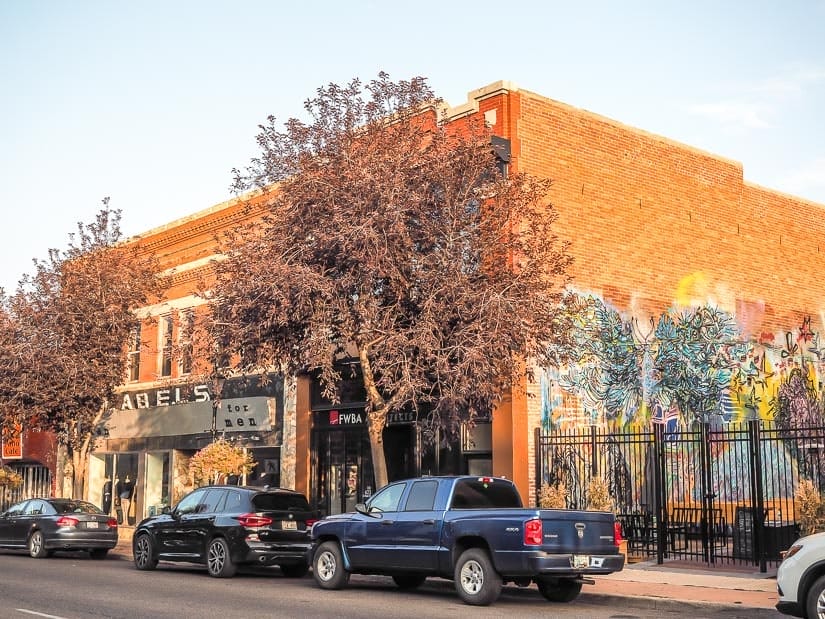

[0,201,164,498]
[212,73,572,489]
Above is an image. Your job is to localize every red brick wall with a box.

[491,87,825,334]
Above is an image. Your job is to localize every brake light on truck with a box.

[524,518,543,545]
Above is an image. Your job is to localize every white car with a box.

[777,531,825,618]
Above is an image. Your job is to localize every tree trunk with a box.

[367,414,388,490]
[359,346,389,490]
[54,444,68,498]
[71,448,88,500]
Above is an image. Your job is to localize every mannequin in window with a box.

[118,475,135,525]
[113,476,123,523]
[102,476,112,515]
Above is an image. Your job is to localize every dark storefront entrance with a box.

[310,407,492,516]
[308,368,492,516]
[311,409,417,516]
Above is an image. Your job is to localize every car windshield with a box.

[252,493,310,512]
[51,500,103,514]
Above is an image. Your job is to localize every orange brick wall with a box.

[487,87,825,334]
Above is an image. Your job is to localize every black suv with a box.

[132,485,317,578]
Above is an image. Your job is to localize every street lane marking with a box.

[15,610,69,619]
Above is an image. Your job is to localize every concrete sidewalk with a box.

[586,559,778,612]
[111,528,779,613]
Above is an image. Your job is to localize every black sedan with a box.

[132,485,318,578]
[0,498,118,559]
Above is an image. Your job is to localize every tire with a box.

[133,532,158,571]
[281,562,310,578]
[453,548,502,606]
[313,541,350,590]
[28,530,48,559]
[806,573,825,619]
[89,549,109,560]
[207,537,237,578]
[536,577,583,603]
[392,573,427,590]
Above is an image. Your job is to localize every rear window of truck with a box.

[450,479,522,509]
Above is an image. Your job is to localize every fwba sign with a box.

[1,426,23,460]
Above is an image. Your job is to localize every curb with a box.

[579,591,768,613]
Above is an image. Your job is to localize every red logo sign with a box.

[329,410,340,425]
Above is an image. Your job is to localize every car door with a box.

[345,481,407,569]
[157,489,208,557]
[17,499,48,546]
[182,489,226,558]
[0,501,28,546]
[388,479,441,571]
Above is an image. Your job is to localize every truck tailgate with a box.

[539,509,617,554]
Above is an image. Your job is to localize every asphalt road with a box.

[0,550,783,619]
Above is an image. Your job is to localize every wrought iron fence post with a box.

[534,426,541,507]
[654,422,666,565]
[748,419,767,573]
[590,425,598,478]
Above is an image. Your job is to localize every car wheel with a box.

[89,549,109,560]
[806,573,825,619]
[536,577,583,603]
[28,530,48,559]
[281,562,310,578]
[133,532,158,571]
[454,548,502,606]
[392,573,427,589]
[207,537,236,578]
[313,541,350,590]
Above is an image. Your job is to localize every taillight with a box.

[613,521,623,546]
[237,513,273,528]
[524,518,543,545]
[56,516,79,528]
[305,519,318,528]
[107,518,118,528]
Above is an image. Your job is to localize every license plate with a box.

[281,520,297,530]
[571,554,589,569]
[86,521,99,529]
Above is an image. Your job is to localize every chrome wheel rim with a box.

[208,541,226,575]
[460,559,484,594]
[29,532,42,556]
[135,536,150,567]
[817,588,825,619]
[316,550,337,581]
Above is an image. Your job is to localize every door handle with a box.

[422,519,435,525]
[381,520,394,525]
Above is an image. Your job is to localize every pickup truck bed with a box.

[309,475,624,606]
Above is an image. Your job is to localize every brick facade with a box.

[102,81,825,505]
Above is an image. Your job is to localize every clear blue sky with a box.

[2,1,824,292]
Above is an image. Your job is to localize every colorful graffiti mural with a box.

[540,293,825,504]
[542,293,825,431]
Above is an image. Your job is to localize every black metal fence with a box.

[535,421,825,571]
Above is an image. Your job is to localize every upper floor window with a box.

[127,324,141,382]
[159,315,173,377]
[178,309,195,375]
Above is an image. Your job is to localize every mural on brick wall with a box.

[540,291,825,503]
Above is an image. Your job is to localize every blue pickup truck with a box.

[309,475,624,606]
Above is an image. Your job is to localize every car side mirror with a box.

[355,502,368,515]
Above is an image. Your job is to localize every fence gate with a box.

[0,463,52,512]
[536,420,812,571]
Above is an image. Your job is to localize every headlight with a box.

[781,544,803,561]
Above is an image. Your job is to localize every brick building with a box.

[83,81,825,516]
